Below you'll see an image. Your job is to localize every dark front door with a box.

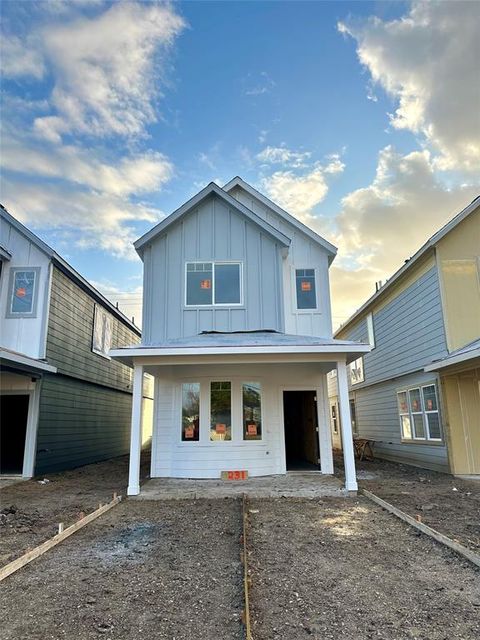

[283,391,319,471]
[0,395,29,474]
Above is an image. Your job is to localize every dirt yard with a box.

[334,452,480,552]
[0,499,244,640]
[248,497,480,640]
[0,451,150,565]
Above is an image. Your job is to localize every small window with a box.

[92,305,112,358]
[349,399,357,434]
[6,267,40,318]
[349,357,364,385]
[397,384,442,442]
[243,382,262,440]
[182,383,200,441]
[331,404,338,434]
[210,381,232,441]
[366,312,375,348]
[295,269,317,309]
[186,262,241,306]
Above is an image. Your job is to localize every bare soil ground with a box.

[334,452,480,552]
[248,497,480,640]
[0,499,244,640]
[0,451,150,565]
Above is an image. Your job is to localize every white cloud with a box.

[244,71,276,97]
[339,1,480,172]
[30,2,186,139]
[330,145,479,328]
[1,35,45,79]
[257,145,311,168]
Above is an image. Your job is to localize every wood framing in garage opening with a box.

[283,390,320,471]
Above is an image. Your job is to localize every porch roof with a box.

[110,330,371,367]
[424,338,480,372]
[0,348,57,375]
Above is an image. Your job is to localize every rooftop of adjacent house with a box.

[335,194,480,337]
[110,330,371,367]
[425,338,480,372]
[0,204,141,336]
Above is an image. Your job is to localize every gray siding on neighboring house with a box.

[35,266,142,474]
[143,194,284,343]
[352,371,449,472]
[36,375,132,474]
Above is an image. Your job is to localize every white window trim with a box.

[184,261,244,308]
[293,266,320,313]
[349,357,364,385]
[5,266,41,319]
[92,304,112,360]
[366,312,375,348]
[177,378,264,446]
[397,383,443,444]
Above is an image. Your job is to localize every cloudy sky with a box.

[1,0,479,329]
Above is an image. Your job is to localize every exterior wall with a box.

[150,363,329,479]
[436,207,480,351]
[351,371,449,472]
[441,365,480,475]
[0,217,51,359]
[36,374,133,474]
[143,194,284,343]
[229,186,333,337]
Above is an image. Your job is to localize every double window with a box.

[397,384,442,442]
[185,262,242,306]
[295,269,317,310]
[6,267,41,318]
[181,380,262,442]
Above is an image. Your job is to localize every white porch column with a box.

[317,375,334,474]
[337,360,358,492]
[127,363,144,496]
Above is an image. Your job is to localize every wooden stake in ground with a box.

[0,495,122,582]
[362,489,480,568]
[242,493,253,640]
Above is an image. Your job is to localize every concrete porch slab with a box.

[132,473,347,500]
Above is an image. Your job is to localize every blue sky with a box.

[1,1,479,327]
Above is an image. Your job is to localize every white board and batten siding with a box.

[0,217,51,359]
[142,194,284,343]
[229,186,333,338]
[150,363,330,479]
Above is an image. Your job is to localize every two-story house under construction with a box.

[111,178,370,495]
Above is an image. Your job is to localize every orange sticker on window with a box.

[247,424,257,436]
[412,400,419,411]
[16,287,26,298]
[184,426,194,439]
[426,399,433,410]
[215,423,226,434]
[301,281,311,291]
[200,279,211,289]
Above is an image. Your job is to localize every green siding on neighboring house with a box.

[35,266,143,475]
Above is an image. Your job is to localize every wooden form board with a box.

[0,496,122,582]
[362,489,480,569]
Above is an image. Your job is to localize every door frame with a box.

[280,386,321,472]
[0,383,40,478]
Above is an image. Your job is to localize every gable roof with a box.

[223,176,338,261]
[134,182,291,255]
[0,204,141,336]
[335,195,480,337]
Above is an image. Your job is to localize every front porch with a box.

[110,331,371,496]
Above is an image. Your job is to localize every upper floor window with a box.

[397,384,442,442]
[185,262,242,306]
[295,269,317,310]
[349,357,364,385]
[92,304,112,358]
[6,267,41,318]
[366,312,375,348]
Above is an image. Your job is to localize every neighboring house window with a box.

[349,357,364,385]
[349,399,358,434]
[331,404,339,434]
[185,262,242,306]
[181,383,200,441]
[243,382,262,440]
[210,382,232,441]
[92,304,112,358]
[6,267,41,318]
[397,384,442,442]
[329,369,337,379]
[295,269,317,309]
[366,312,375,348]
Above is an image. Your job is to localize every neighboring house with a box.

[0,205,153,478]
[111,178,370,495]
[329,196,480,476]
